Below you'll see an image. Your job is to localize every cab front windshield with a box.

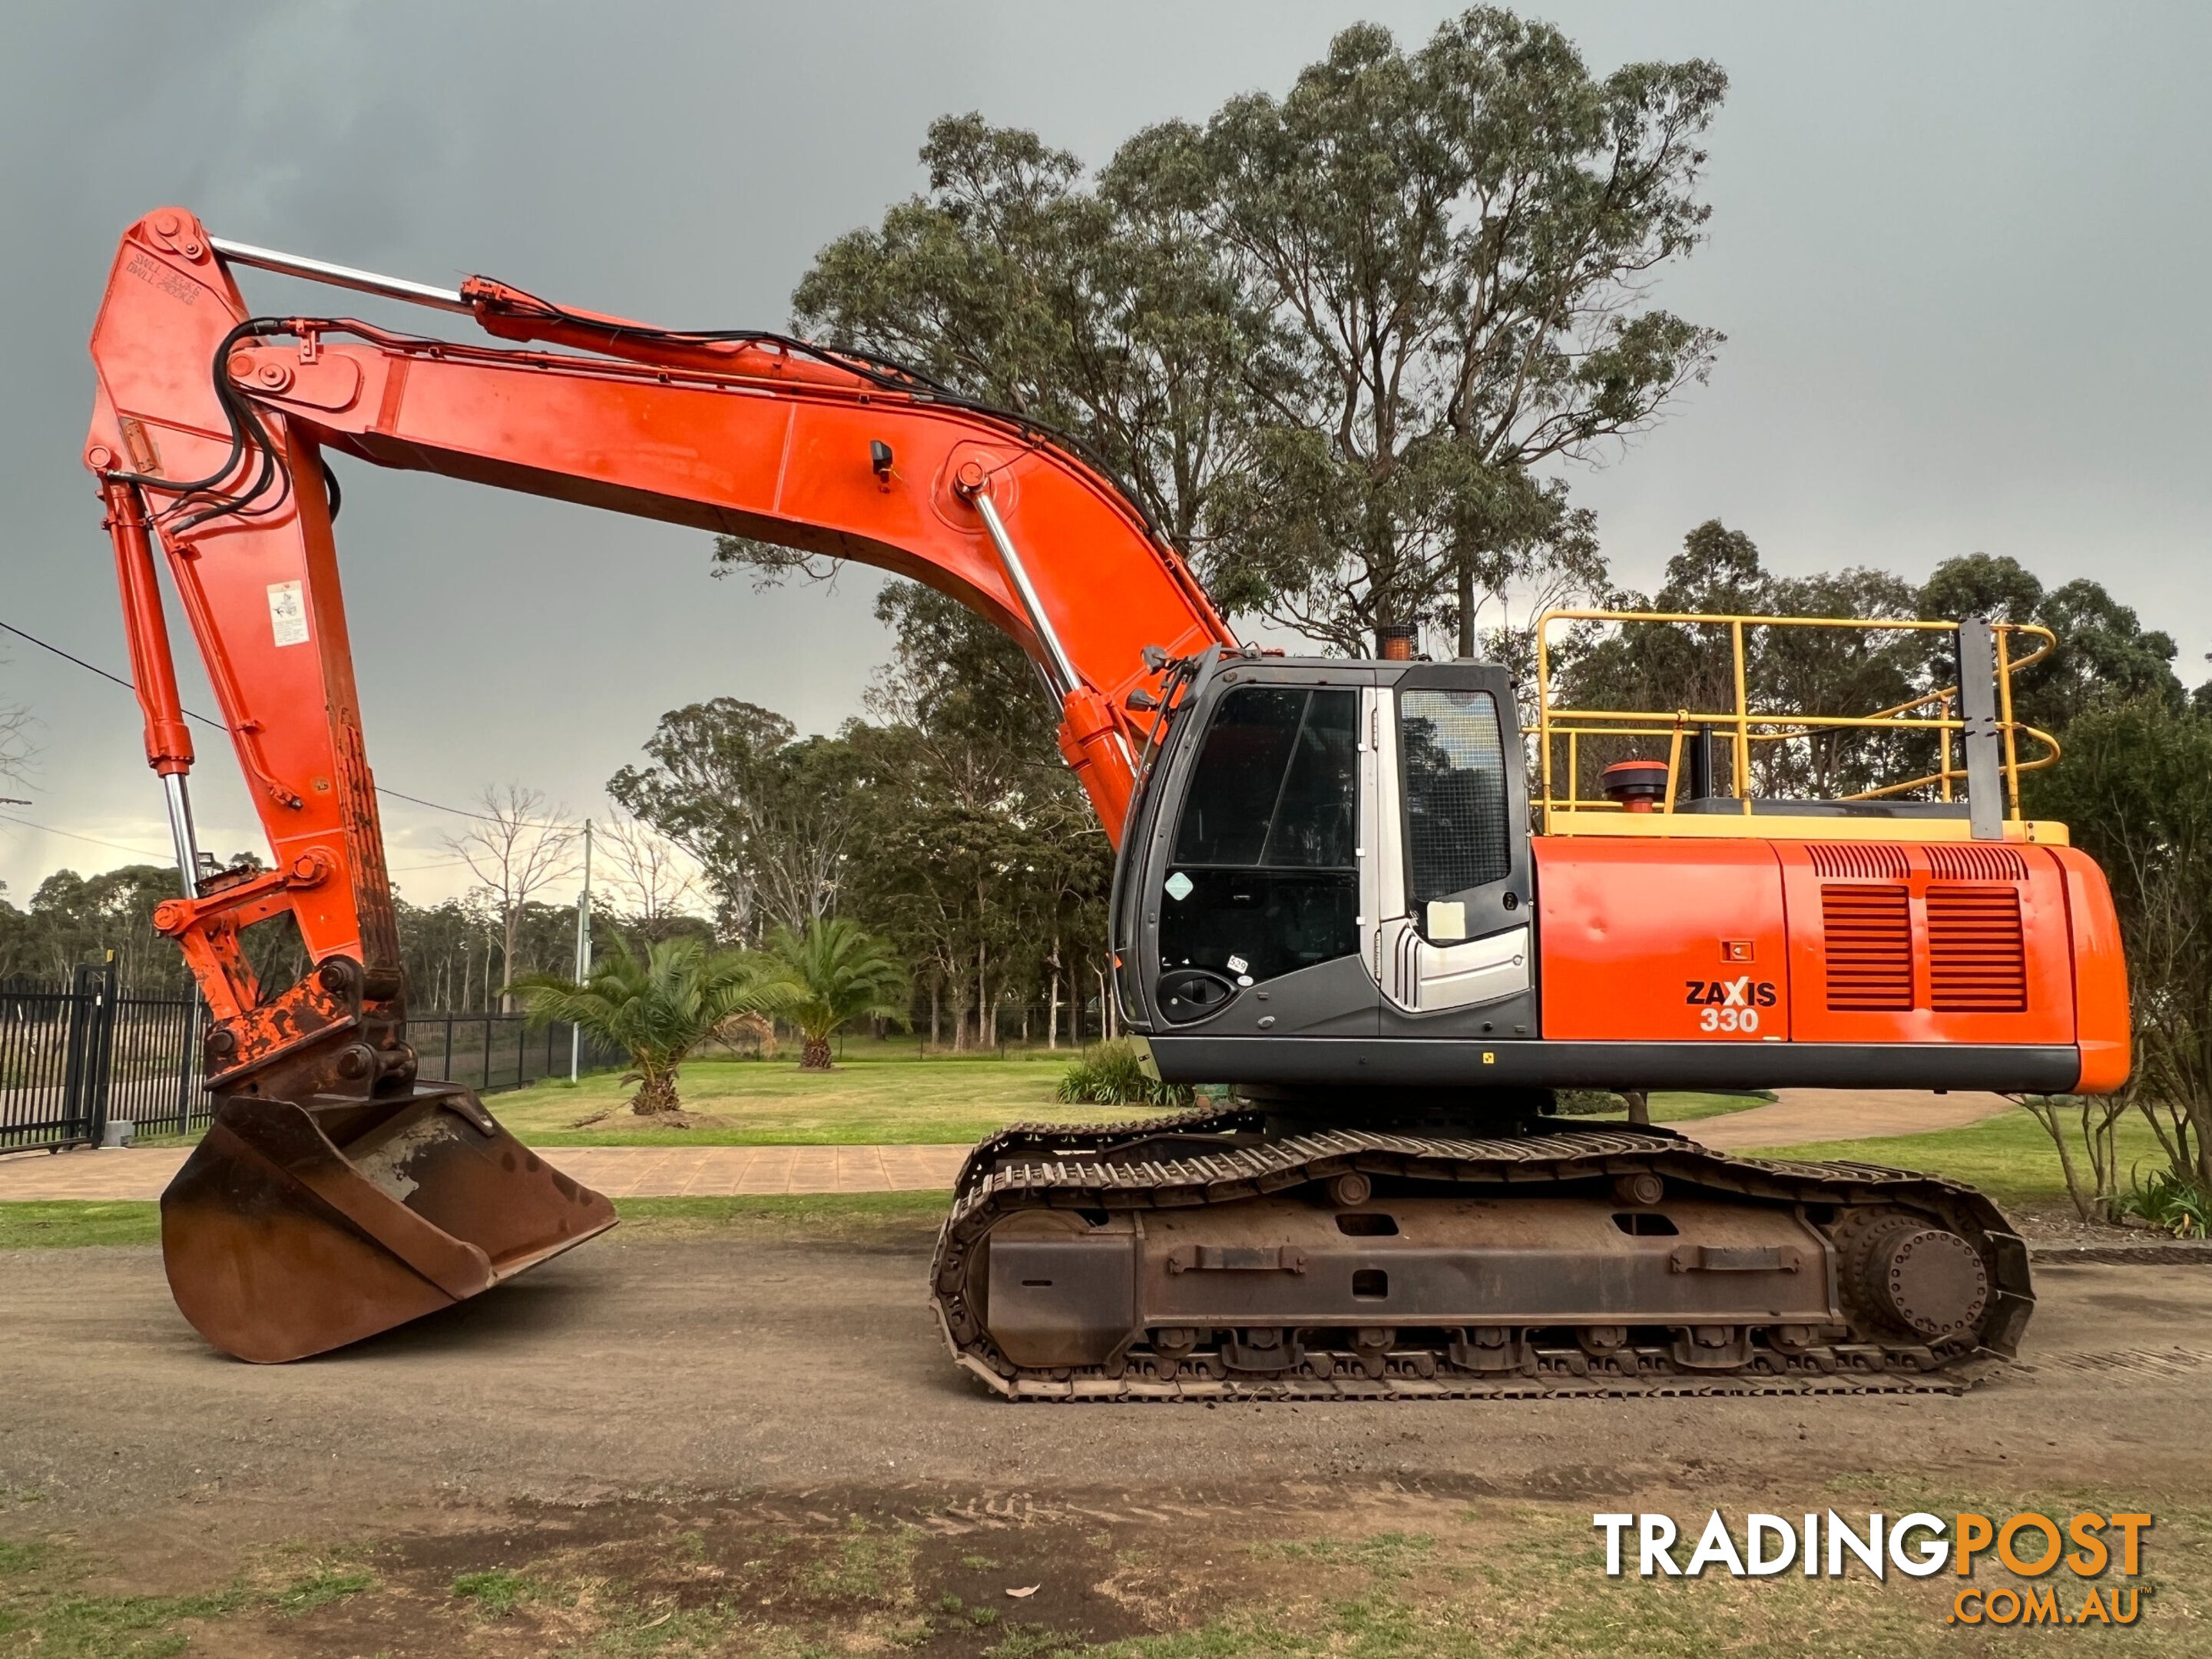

[1156,685,1360,987]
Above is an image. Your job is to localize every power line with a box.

[1,809,473,881]
[0,618,223,728]
[1,615,504,822]
[0,812,176,863]
[374,786,505,823]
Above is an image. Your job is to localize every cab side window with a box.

[1400,688,1510,906]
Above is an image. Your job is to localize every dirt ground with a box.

[4,1230,2210,1654]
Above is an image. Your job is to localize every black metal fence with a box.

[1,963,126,1151]
[401,1012,624,1098]
[2,970,616,1154]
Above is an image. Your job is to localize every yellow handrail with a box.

[1528,609,2058,822]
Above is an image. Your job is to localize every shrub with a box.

[2118,1167,2212,1238]
[1057,1041,1194,1108]
[1554,1089,1624,1116]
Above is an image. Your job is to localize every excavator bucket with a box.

[161,1086,615,1363]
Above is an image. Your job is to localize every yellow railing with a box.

[1529,609,2059,822]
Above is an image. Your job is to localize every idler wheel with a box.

[1849,1214,1988,1339]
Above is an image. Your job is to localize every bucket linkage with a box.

[161,955,613,1363]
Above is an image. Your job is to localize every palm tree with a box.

[509,934,780,1115]
[759,918,909,1070]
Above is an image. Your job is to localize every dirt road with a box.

[6,1233,2209,1518]
[4,1233,2207,1654]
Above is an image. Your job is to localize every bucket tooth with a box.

[161,1088,614,1363]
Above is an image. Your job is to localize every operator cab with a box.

[1114,649,1536,1067]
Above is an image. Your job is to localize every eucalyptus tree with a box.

[2031,697,2212,1204]
[1194,9,1726,652]
[838,582,1110,1051]
[608,700,865,944]
[445,785,576,1011]
[0,677,28,792]
[770,111,1273,561]
[1920,551,2184,736]
[760,8,1727,658]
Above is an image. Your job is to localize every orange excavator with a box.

[84,209,2128,1392]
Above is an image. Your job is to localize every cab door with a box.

[1372,664,1537,1031]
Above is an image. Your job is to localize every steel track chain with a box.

[929,1117,2033,1402]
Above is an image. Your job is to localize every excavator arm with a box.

[83,207,1231,1362]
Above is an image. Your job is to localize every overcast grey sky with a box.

[2,0,2206,907]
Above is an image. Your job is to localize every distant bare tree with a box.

[447,786,577,1008]
[2,650,36,793]
[0,710,28,790]
[595,813,707,941]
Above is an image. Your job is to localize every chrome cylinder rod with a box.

[162,771,202,897]
[972,489,1081,697]
[209,237,471,313]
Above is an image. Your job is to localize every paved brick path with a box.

[1657,1087,2014,1150]
[0,1088,2019,1204]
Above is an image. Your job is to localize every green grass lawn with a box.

[0,1194,950,1251]
[1571,1089,1773,1124]
[0,1201,162,1250]
[493,1044,1147,1146]
[0,1060,2142,1247]
[492,1045,1770,1148]
[1750,1105,2167,1211]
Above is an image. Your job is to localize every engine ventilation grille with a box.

[1929,886,2028,1012]
[1925,843,2028,882]
[1821,885,1913,1010]
[1808,843,1910,880]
